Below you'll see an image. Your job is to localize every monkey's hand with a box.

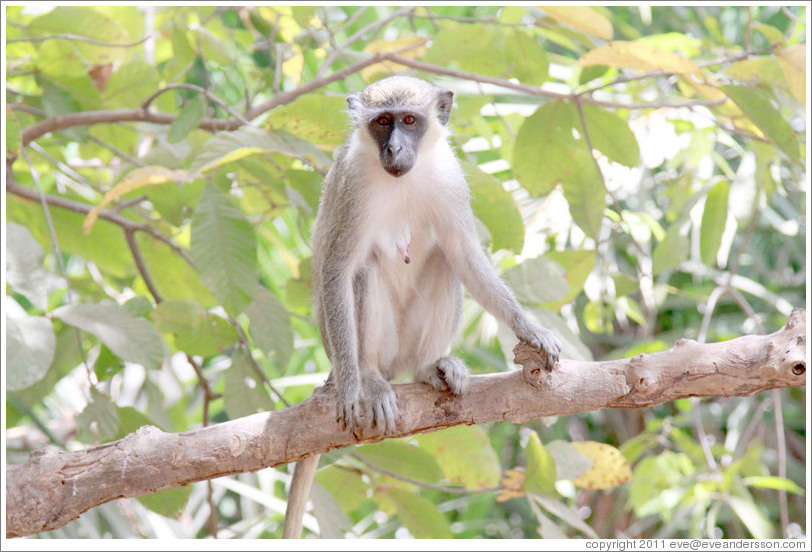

[515,321,562,372]
[363,376,399,435]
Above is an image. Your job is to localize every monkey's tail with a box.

[282,454,320,539]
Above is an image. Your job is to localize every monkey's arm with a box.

[441,206,562,369]
[318,254,365,429]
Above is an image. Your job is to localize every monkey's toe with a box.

[364,378,399,435]
[424,356,469,395]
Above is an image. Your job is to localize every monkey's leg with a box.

[404,250,470,395]
[357,266,400,434]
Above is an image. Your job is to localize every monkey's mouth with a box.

[380,155,415,177]
[383,164,411,177]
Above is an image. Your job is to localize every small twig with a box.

[349,453,502,495]
[140,83,250,125]
[8,103,46,117]
[227,319,291,408]
[314,6,413,81]
[123,230,163,304]
[7,33,152,48]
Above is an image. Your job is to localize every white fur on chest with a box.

[365,175,434,267]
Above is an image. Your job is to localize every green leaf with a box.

[245,286,294,369]
[415,426,502,489]
[628,452,695,519]
[268,95,351,147]
[310,482,352,539]
[138,486,192,518]
[356,441,443,484]
[699,181,730,267]
[502,256,569,305]
[543,250,596,308]
[29,7,131,64]
[513,100,579,196]
[426,24,547,85]
[223,348,273,419]
[743,476,804,495]
[76,388,120,444]
[382,488,453,539]
[134,232,217,306]
[721,84,801,163]
[52,302,166,370]
[189,126,331,176]
[315,466,369,513]
[8,197,131,278]
[6,222,47,310]
[523,431,557,495]
[727,495,774,539]
[652,223,690,275]
[190,182,259,315]
[168,94,207,143]
[6,106,21,158]
[116,406,157,437]
[5,315,56,391]
[103,60,161,109]
[581,104,640,168]
[466,163,525,253]
[560,147,606,239]
[151,300,238,357]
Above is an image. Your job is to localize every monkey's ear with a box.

[346,93,363,117]
[436,89,454,125]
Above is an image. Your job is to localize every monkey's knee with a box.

[422,356,469,395]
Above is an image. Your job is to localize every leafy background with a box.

[4,5,807,539]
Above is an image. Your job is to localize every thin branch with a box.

[349,452,501,495]
[573,98,656,333]
[140,83,250,125]
[7,33,152,48]
[226,319,291,408]
[314,6,413,81]
[18,47,737,153]
[6,309,806,538]
[123,230,163,304]
[5,178,192,265]
[16,148,93,384]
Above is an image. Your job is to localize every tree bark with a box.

[5,308,806,538]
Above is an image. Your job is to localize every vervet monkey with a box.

[282,76,562,538]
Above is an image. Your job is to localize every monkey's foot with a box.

[423,356,469,395]
[363,377,399,435]
[516,322,562,371]
[334,382,363,432]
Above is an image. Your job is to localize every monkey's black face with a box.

[367,110,428,177]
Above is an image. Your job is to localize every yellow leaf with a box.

[496,468,526,502]
[776,45,806,106]
[282,44,304,84]
[571,441,632,490]
[361,36,427,81]
[580,40,701,75]
[543,6,613,40]
[83,166,189,234]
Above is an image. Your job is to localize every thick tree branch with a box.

[6,309,806,538]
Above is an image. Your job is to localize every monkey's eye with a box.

[375,116,390,126]
[403,115,416,125]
